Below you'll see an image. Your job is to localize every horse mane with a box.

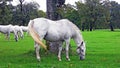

[28,20,47,50]
[65,19,82,34]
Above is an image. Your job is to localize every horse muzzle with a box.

[15,37,18,42]
[80,56,85,60]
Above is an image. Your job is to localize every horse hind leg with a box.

[6,32,10,40]
[5,34,8,40]
[34,42,41,61]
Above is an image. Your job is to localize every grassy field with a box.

[0,30,120,68]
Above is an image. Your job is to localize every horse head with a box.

[76,41,86,60]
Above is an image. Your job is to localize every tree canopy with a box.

[0,0,46,25]
[0,0,120,31]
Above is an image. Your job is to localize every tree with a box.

[76,0,110,31]
[57,4,81,29]
[18,0,25,25]
[46,0,65,20]
[46,0,65,53]
[12,2,45,25]
[47,0,57,20]
[85,0,102,31]
[76,2,89,31]
[0,0,13,24]
[109,1,120,30]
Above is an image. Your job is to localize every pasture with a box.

[0,30,120,68]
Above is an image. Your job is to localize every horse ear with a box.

[81,41,83,46]
[81,41,83,45]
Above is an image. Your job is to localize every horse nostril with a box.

[80,56,85,60]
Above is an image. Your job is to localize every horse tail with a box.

[28,20,47,50]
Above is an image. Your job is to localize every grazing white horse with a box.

[13,25,24,39]
[20,26,28,32]
[28,18,86,61]
[20,26,28,36]
[0,24,18,41]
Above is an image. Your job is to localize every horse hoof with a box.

[37,57,41,62]
[68,59,70,61]
[37,59,41,62]
[66,58,70,61]
[58,58,62,61]
[59,59,62,61]
[58,57,62,61]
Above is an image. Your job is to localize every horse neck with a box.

[73,30,84,47]
[9,25,13,32]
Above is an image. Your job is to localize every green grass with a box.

[0,30,120,68]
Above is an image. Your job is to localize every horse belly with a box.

[0,28,9,34]
[44,32,61,42]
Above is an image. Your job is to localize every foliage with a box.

[0,0,120,30]
[76,0,111,31]
[57,4,81,28]
[58,0,120,31]
[110,1,120,29]
[12,2,46,26]
[0,1,46,25]
[0,0,12,24]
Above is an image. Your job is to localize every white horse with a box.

[28,18,86,61]
[13,25,24,39]
[0,24,18,41]
[20,26,28,36]
[20,26,28,32]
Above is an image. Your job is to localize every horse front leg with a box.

[34,42,40,61]
[5,34,7,40]
[65,38,70,61]
[14,32,18,42]
[58,42,63,61]
[6,32,10,40]
[15,35,18,42]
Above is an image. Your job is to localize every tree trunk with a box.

[46,0,65,53]
[90,23,93,31]
[110,23,114,31]
[19,0,25,26]
[47,0,57,20]
[81,23,85,31]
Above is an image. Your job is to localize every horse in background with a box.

[20,26,28,36]
[0,24,18,42]
[13,25,24,39]
[20,26,28,32]
[28,18,86,61]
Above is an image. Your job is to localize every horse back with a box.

[32,18,78,41]
[0,25,11,33]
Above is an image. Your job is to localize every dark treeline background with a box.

[0,0,120,31]
[0,0,46,26]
